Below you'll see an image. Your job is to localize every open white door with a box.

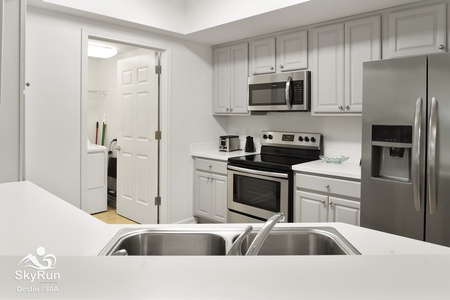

[116,53,158,224]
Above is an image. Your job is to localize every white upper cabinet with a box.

[213,43,249,115]
[312,15,381,115]
[277,30,308,72]
[213,46,231,114]
[229,44,249,114]
[311,23,345,114]
[249,30,308,75]
[345,15,381,113]
[249,37,276,75]
[388,3,447,58]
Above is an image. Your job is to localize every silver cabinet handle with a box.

[116,146,121,151]
[345,105,350,110]
[428,97,438,215]
[338,105,344,110]
[325,184,330,188]
[438,45,445,50]
[285,76,292,110]
[412,97,422,212]
[270,66,274,70]
[280,65,284,69]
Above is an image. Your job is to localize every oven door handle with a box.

[228,165,289,179]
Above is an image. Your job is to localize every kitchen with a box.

[2,0,450,298]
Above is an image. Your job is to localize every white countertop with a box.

[191,141,260,161]
[2,181,450,299]
[293,159,361,180]
[191,148,251,161]
[191,146,361,180]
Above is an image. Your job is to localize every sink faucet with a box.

[245,213,285,256]
[227,225,253,255]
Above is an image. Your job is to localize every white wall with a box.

[0,0,21,183]
[25,7,227,223]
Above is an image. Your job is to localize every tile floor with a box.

[92,205,138,224]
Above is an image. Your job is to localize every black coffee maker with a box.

[245,136,256,152]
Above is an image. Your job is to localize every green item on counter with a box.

[101,122,106,146]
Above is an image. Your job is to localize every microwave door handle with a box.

[285,76,292,110]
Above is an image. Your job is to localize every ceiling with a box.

[29,0,427,45]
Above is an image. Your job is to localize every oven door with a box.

[227,165,289,221]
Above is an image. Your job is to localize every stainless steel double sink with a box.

[99,226,360,256]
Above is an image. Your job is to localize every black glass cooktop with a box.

[228,146,320,171]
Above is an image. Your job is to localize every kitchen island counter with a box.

[1,181,450,299]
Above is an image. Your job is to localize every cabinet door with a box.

[328,196,360,226]
[311,23,345,114]
[345,16,381,113]
[194,170,211,219]
[213,46,231,114]
[230,43,249,114]
[294,191,328,222]
[211,174,227,223]
[277,30,308,72]
[388,3,446,58]
[250,37,276,75]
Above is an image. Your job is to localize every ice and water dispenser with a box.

[371,125,412,182]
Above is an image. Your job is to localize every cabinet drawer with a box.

[195,159,227,174]
[296,174,360,199]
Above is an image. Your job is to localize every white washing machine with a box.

[86,141,108,214]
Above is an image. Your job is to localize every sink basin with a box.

[237,227,360,255]
[99,229,228,256]
[99,226,359,256]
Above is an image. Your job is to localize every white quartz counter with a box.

[2,181,450,299]
[191,145,361,180]
[191,141,259,161]
[191,149,251,161]
[293,159,361,180]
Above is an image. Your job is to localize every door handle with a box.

[412,97,422,212]
[428,97,438,215]
[285,76,292,110]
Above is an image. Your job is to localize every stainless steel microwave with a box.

[248,71,310,112]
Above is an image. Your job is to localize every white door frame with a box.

[80,30,171,223]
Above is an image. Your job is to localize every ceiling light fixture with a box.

[88,44,118,58]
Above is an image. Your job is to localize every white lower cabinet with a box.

[294,173,360,226]
[193,158,227,223]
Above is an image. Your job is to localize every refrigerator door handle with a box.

[412,97,422,212]
[428,97,438,215]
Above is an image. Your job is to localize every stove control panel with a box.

[261,131,322,150]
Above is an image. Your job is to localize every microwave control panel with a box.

[292,81,304,104]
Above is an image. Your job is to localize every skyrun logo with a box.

[15,247,61,294]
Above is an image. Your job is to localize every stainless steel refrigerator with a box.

[361,53,450,247]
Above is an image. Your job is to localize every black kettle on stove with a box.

[245,136,255,152]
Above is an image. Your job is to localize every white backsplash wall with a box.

[228,113,362,163]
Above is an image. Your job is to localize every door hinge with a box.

[154,196,161,206]
[155,65,162,75]
[155,131,162,140]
